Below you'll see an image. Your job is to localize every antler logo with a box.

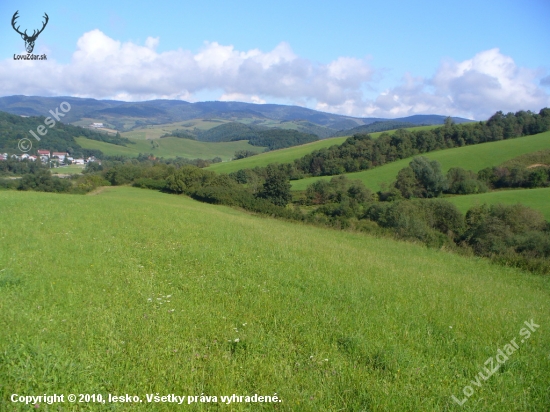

[11,10,49,54]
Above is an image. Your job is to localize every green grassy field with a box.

[51,164,85,175]
[122,120,231,140]
[75,136,264,160]
[207,126,441,175]
[206,136,349,174]
[0,187,548,411]
[291,131,550,192]
[444,187,550,220]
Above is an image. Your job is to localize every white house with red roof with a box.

[52,152,68,161]
[37,150,50,157]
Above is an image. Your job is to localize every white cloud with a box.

[0,30,373,108]
[349,49,549,119]
[219,93,266,104]
[0,31,548,120]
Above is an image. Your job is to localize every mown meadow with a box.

[445,187,550,220]
[291,130,550,192]
[207,126,441,175]
[75,137,263,161]
[0,187,549,411]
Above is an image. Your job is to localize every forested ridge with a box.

[292,109,550,177]
[0,111,131,156]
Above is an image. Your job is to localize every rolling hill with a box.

[75,136,263,160]
[445,187,550,220]
[290,130,550,191]
[0,187,548,410]
[207,126,442,175]
[0,96,472,136]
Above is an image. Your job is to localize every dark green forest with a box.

[160,121,319,150]
[198,122,319,150]
[292,109,550,177]
[0,111,131,156]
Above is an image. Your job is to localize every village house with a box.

[37,150,50,157]
[52,152,68,161]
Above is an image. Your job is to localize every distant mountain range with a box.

[0,95,472,138]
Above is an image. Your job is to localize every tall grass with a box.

[0,187,548,411]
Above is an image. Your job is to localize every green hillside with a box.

[445,187,550,220]
[291,130,550,191]
[0,111,129,154]
[121,120,230,140]
[207,126,440,175]
[207,136,349,174]
[75,136,264,160]
[0,187,548,410]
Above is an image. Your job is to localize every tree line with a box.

[229,109,550,183]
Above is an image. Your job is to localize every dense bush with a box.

[234,150,258,160]
[364,199,464,247]
[446,167,489,194]
[305,175,374,206]
[257,165,292,207]
[392,161,490,199]
[478,166,550,189]
[17,169,72,193]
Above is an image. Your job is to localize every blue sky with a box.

[0,0,549,119]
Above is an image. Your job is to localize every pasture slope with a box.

[206,136,348,174]
[75,136,263,161]
[207,126,441,175]
[1,187,549,411]
[291,130,550,191]
[75,125,439,163]
[446,187,550,220]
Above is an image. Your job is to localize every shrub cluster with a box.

[478,165,550,189]
[0,168,109,194]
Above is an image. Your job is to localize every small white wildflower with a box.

[324,359,328,362]
[234,338,240,343]
[147,298,152,302]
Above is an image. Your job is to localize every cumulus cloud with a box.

[0,31,548,120]
[348,49,549,119]
[0,30,373,106]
